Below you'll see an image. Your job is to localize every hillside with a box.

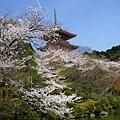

[93,45,120,61]
[34,48,120,118]
[0,45,120,119]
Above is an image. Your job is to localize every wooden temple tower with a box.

[39,8,78,52]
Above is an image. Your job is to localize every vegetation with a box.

[0,42,43,119]
[0,6,120,120]
[73,94,120,118]
[59,66,108,96]
[93,45,120,61]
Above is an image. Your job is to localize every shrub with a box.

[25,58,37,67]
[74,99,98,117]
[44,112,57,120]
[96,95,120,113]
[50,89,61,95]
[94,103,103,115]
[76,92,86,97]
[100,96,110,106]
[107,94,120,109]
[20,66,38,75]
[87,93,98,100]
[64,88,74,96]
[0,114,14,120]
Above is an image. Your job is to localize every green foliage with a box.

[32,74,42,83]
[62,66,108,95]
[59,67,81,81]
[73,99,98,117]
[7,97,40,120]
[90,53,100,60]
[0,83,41,120]
[46,112,57,120]
[93,45,120,61]
[64,88,74,96]
[59,67,83,93]
[50,89,61,95]
[0,33,43,119]
[73,94,120,117]
[20,66,37,75]
[20,66,43,88]
[25,58,37,67]
[63,67,82,82]
[3,18,18,26]
[76,92,86,97]
[24,43,35,55]
[0,114,14,120]
[64,90,73,96]
[99,95,120,112]
[66,102,75,108]
[81,67,107,95]
[41,112,58,120]
[106,94,120,109]
[16,41,35,59]
[17,111,40,120]
[109,51,120,61]
[87,93,98,100]
[100,96,110,106]
[94,103,103,115]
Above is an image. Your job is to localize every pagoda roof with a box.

[54,27,77,40]
[42,26,77,41]
[38,9,78,52]
[38,40,79,52]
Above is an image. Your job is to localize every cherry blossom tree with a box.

[0,7,58,69]
[0,7,60,96]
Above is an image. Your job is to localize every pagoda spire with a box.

[54,8,57,26]
[38,8,78,52]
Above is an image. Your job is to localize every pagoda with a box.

[38,8,78,52]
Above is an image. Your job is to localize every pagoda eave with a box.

[55,28,77,40]
[38,41,79,52]
[42,27,77,41]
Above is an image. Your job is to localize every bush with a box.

[64,88,74,96]
[87,93,98,100]
[76,92,86,97]
[20,66,38,75]
[94,103,103,115]
[74,99,98,117]
[50,89,61,95]
[44,112,57,120]
[107,94,120,109]
[100,96,110,106]
[0,114,14,120]
[25,58,37,67]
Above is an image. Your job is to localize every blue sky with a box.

[0,0,120,51]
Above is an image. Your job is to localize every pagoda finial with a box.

[54,8,57,26]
